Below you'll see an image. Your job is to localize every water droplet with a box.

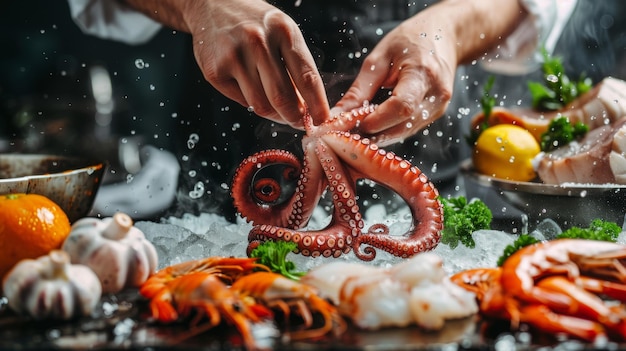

[546,74,559,83]
[247,106,255,112]
[188,170,197,177]
[134,59,145,69]
[149,84,155,91]
[419,32,427,38]
[189,181,205,199]
[421,110,429,120]
[375,28,384,35]
[187,133,200,150]
[406,122,413,129]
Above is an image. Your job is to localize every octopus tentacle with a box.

[231,149,304,228]
[247,137,364,258]
[320,131,444,258]
[309,103,378,136]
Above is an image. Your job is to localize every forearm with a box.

[431,0,528,65]
[120,0,198,33]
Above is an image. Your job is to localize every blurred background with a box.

[2,0,626,224]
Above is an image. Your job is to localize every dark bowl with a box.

[0,154,105,222]
[460,159,626,228]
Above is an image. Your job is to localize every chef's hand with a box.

[124,0,330,129]
[330,14,456,147]
[330,0,525,146]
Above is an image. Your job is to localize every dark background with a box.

[2,0,625,221]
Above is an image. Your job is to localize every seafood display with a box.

[470,77,626,141]
[451,239,626,342]
[469,76,626,185]
[139,256,343,348]
[301,253,478,330]
[231,105,444,261]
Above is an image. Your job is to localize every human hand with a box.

[330,10,457,146]
[185,0,330,129]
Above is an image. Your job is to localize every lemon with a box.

[472,124,541,182]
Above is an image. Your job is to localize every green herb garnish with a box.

[539,116,589,152]
[440,196,493,249]
[528,48,593,111]
[466,76,496,146]
[249,240,305,280]
[497,235,539,267]
[556,219,621,242]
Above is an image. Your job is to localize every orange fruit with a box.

[0,193,71,281]
[473,124,541,182]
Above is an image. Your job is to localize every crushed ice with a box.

[136,203,626,274]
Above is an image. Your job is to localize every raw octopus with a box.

[300,253,478,330]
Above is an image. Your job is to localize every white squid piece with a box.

[301,253,478,330]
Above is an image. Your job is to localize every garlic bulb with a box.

[62,212,158,293]
[2,250,102,320]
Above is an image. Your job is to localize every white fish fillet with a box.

[536,117,626,184]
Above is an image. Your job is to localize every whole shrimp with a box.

[231,271,346,341]
[139,257,272,349]
[452,239,626,342]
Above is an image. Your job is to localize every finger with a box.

[255,52,306,128]
[359,68,429,134]
[279,33,330,126]
[332,56,392,115]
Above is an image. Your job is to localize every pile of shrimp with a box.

[139,256,345,349]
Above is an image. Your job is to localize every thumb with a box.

[331,60,390,116]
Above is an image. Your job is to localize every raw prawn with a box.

[139,257,272,349]
[301,253,478,330]
[451,239,626,342]
[231,271,346,341]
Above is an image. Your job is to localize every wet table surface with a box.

[0,288,612,351]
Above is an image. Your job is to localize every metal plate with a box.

[0,154,105,222]
[460,159,626,228]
